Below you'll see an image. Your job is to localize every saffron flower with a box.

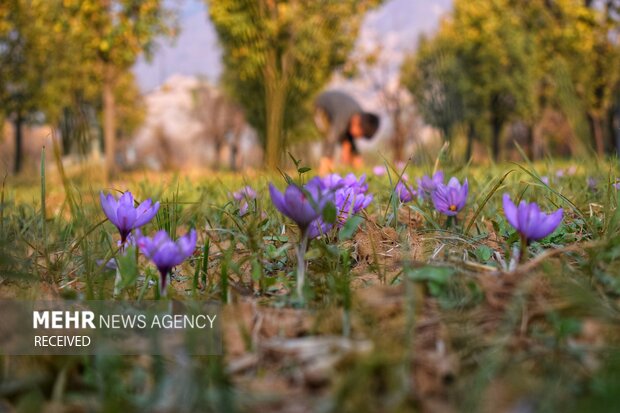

[395,180,416,203]
[270,178,333,301]
[307,173,373,239]
[100,191,159,243]
[269,179,329,231]
[587,177,597,190]
[335,173,372,221]
[137,229,197,296]
[432,177,468,216]
[231,185,257,216]
[307,219,333,240]
[502,194,563,242]
[417,171,444,200]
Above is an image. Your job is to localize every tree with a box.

[403,0,538,161]
[580,0,620,155]
[451,0,537,161]
[402,33,467,145]
[208,0,381,169]
[0,1,71,173]
[0,1,158,175]
[68,0,175,179]
[405,0,620,161]
[192,82,246,170]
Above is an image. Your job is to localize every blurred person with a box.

[314,90,380,174]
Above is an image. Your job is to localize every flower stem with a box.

[160,271,168,298]
[296,229,309,304]
[519,233,528,264]
[113,267,122,298]
[445,215,454,230]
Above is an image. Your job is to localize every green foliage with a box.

[402,0,620,159]
[0,0,174,174]
[208,0,381,167]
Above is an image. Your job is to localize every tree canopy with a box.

[402,0,620,159]
[208,0,381,168]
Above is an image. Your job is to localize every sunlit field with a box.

[2,151,620,413]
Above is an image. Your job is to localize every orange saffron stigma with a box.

[449,205,457,211]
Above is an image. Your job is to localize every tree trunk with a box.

[588,112,605,156]
[60,107,72,156]
[465,122,475,162]
[392,107,404,162]
[613,105,620,156]
[526,123,535,160]
[264,78,286,170]
[491,118,502,161]
[13,112,24,174]
[215,138,222,170]
[103,65,116,180]
[229,133,239,171]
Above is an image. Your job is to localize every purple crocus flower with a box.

[307,219,334,239]
[231,186,257,216]
[334,174,372,222]
[137,229,197,296]
[100,191,159,243]
[270,177,335,301]
[395,181,416,203]
[232,186,257,202]
[269,179,330,231]
[587,177,597,190]
[502,194,563,242]
[417,171,444,201]
[318,174,346,192]
[432,177,468,216]
[305,173,373,239]
[614,180,620,190]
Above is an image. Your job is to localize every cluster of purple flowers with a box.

[393,170,469,217]
[269,174,372,301]
[269,173,373,239]
[100,191,196,296]
[310,173,373,238]
[231,186,257,216]
[417,171,444,201]
[269,177,332,233]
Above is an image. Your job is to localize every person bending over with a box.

[314,90,380,174]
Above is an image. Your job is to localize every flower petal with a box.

[115,204,137,234]
[100,192,119,226]
[502,194,519,230]
[134,199,160,227]
[269,184,290,218]
[178,229,197,257]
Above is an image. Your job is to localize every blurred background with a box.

[1,0,620,178]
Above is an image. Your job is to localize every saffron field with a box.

[1,155,620,413]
